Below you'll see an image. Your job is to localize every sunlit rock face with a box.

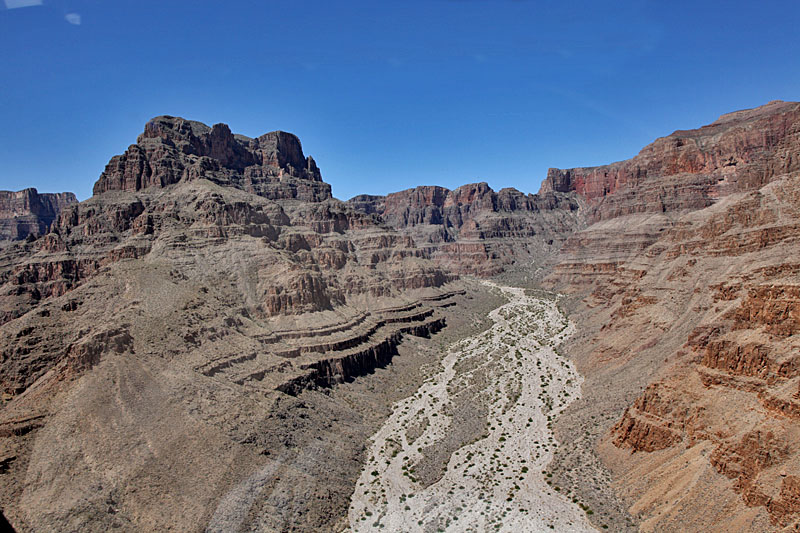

[543,101,800,531]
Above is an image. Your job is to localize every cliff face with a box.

[93,115,330,202]
[544,101,800,531]
[348,182,585,275]
[541,100,800,222]
[0,189,77,241]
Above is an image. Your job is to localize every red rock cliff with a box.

[544,100,800,531]
[0,188,77,241]
[541,100,800,222]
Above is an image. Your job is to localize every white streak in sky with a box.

[4,0,42,9]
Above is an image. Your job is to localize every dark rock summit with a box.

[93,115,329,202]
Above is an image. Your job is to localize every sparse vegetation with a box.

[349,283,587,530]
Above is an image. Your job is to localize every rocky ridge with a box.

[541,100,800,222]
[347,181,584,275]
[0,189,77,242]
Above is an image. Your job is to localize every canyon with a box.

[0,100,799,532]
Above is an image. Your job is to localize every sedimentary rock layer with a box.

[541,99,800,222]
[3,100,800,532]
[0,189,77,241]
[348,182,585,275]
[545,100,800,532]
[0,117,462,532]
[93,115,330,202]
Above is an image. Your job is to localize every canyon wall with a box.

[541,100,800,222]
[2,101,800,532]
[0,117,463,532]
[347,181,585,275]
[0,189,77,241]
[544,100,800,532]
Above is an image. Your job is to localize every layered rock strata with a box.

[93,115,330,202]
[0,189,77,241]
[544,100,800,532]
[541,100,800,222]
[348,182,585,275]
[2,100,800,532]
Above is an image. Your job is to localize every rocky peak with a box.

[0,188,78,240]
[93,116,329,201]
[253,130,322,182]
[202,123,255,170]
[139,115,212,142]
[445,182,494,208]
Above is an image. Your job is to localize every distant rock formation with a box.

[0,188,77,241]
[93,115,330,202]
[348,182,585,275]
[541,99,800,222]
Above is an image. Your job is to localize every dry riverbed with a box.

[347,282,597,532]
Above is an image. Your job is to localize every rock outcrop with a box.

[348,182,585,275]
[93,115,330,202]
[0,189,77,241]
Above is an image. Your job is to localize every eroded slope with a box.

[545,100,800,532]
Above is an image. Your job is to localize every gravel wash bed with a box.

[346,281,596,532]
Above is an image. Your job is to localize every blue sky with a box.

[2,0,799,201]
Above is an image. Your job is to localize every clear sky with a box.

[2,0,799,201]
